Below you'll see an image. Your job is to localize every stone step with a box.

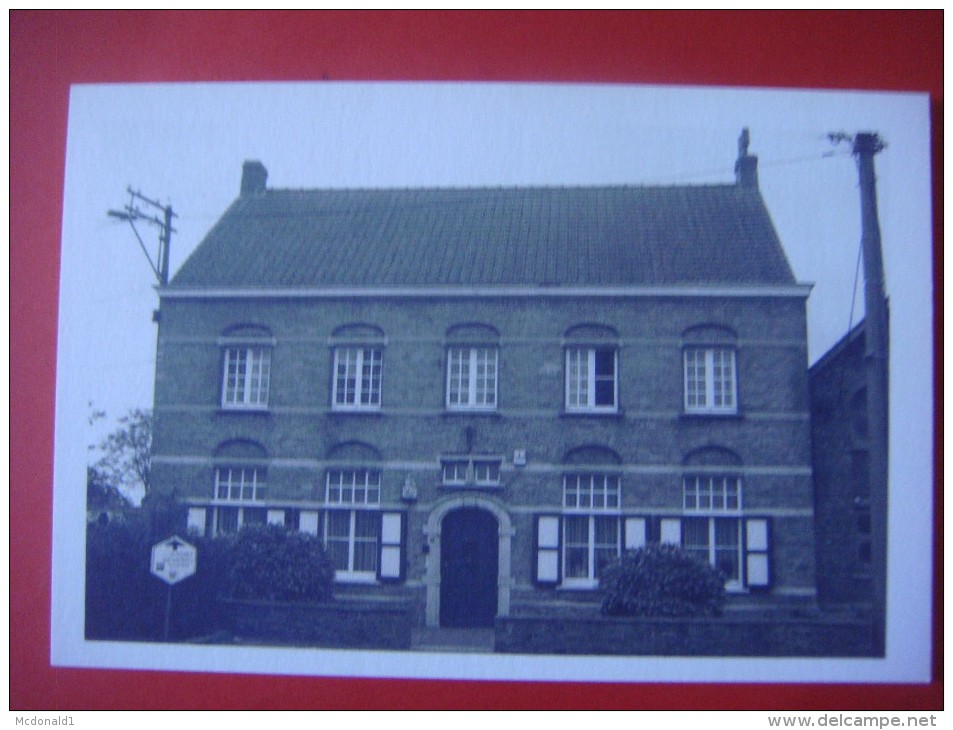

[411,627,495,653]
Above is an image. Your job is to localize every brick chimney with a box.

[240,160,268,196]
[734,128,758,188]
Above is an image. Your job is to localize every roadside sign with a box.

[150,536,197,585]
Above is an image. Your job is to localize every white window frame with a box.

[561,513,621,588]
[682,475,742,513]
[440,456,502,487]
[211,466,268,535]
[332,346,383,411]
[683,347,737,414]
[324,469,382,582]
[682,516,743,591]
[211,505,269,535]
[682,474,743,590]
[562,473,621,511]
[561,473,622,588]
[222,345,271,410]
[446,346,498,411]
[215,466,267,502]
[565,347,618,413]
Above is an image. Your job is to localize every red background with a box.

[10,10,943,710]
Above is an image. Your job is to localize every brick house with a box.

[150,134,818,628]
[809,321,873,605]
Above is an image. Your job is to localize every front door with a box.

[440,507,499,627]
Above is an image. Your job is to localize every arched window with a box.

[330,324,386,411]
[559,445,622,587]
[322,441,389,582]
[672,445,770,591]
[218,324,274,410]
[682,324,738,415]
[445,323,500,411]
[209,439,270,535]
[563,324,619,413]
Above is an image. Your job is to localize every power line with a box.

[639,148,851,186]
[107,187,177,287]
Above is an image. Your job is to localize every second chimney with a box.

[734,128,759,188]
[241,160,268,196]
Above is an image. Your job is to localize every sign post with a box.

[150,536,197,641]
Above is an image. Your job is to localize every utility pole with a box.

[107,187,176,287]
[850,132,889,657]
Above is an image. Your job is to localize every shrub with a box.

[86,516,233,640]
[224,524,335,603]
[600,544,726,617]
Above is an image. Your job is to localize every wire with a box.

[637,149,851,186]
[847,238,863,333]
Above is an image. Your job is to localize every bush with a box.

[86,516,233,640]
[600,544,726,618]
[224,524,335,603]
[86,518,336,642]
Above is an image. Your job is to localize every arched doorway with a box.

[439,507,499,627]
[424,495,513,628]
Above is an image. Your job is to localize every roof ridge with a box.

[259,181,744,194]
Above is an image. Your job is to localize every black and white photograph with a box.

[50,81,932,683]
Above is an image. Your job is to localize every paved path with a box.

[411,627,495,653]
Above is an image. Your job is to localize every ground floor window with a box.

[560,473,622,586]
[324,509,379,577]
[212,505,267,534]
[563,514,620,583]
[211,466,267,535]
[682,516,742,584]
[324,468,382,580]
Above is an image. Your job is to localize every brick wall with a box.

[152,292,816,604]
[809,325,873,604]
[495,612,874,656]
[226,596,415,649]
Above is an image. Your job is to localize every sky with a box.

[53,81,933,682]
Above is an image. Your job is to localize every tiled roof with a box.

[170,184,796,288]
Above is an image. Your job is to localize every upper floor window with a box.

[682,324,738,415]
[445,323,500,412]
[566,347,617,412]
[684,348,736,414]
[223,346,271,409]
[564,324,619,414]
[329,324,386,412]
[219,325,274,410]
[333,347,383,410]
[447,347,498,410]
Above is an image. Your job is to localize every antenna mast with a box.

[107,187,176,286]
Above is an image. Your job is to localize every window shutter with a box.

[660,518,682,546]
[534,514,561,586]
[624,517,646,550]
[744,517,771,590]
[299,510,320,536]
[378,511,405,582]
[186,507,207,536]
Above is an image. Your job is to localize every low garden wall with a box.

[226,596,416,650]
[495,613,874,657]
